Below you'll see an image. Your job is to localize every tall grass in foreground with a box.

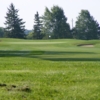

[0,38,100,100]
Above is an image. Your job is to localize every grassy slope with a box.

[0,38,100,100]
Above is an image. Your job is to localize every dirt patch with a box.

[0,83,7,87]
[77,44,94,47]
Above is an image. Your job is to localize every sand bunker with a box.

[77,44,94,47]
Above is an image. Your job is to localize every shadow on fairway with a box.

[45,51,95,54]
[0,50,44,57]
[0,50,99,61]
[42,58,100,61]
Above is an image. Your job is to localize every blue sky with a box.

[0,0,100,29]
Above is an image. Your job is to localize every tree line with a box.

[0,3,100,40]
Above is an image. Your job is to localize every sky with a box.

[0,0,100,30]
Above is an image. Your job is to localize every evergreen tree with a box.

[42,6,71,39]
[33,12,43,39]
[4,3,25,38]
[74,10,100,40]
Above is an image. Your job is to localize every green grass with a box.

[0,38,100,100]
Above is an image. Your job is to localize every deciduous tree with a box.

[74,10,100,40]
[42,6,71,39]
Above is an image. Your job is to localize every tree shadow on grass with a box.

[0,50,44,57]
[42,57,100,61]
[0,50,99,61]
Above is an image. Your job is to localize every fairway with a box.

[0,38,100,100]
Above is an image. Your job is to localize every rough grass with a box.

[0,38,100,100]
